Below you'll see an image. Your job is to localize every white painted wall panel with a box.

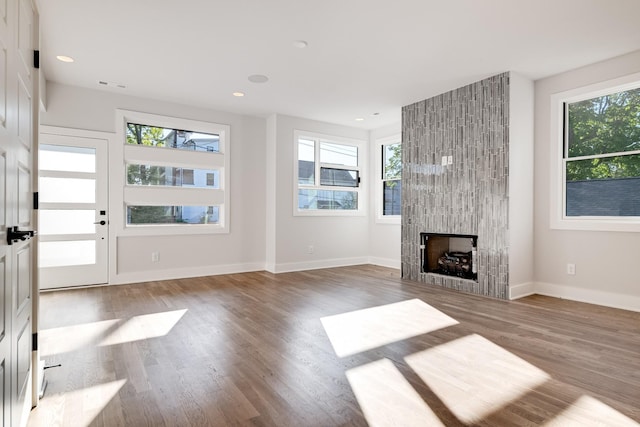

[508,73,534,287]
[369,124,401,269]
[534,49,640,299]
[271,114,370,271]
[40,83,267,281]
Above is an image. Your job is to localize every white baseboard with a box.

[76,262,640,313]
[533,282,640,313]
[111,258,393,284]
[265,262,276,274]
[368,257,401,270]
[509,282,536,300]
[111,262,266,285]
[271,257,369,274]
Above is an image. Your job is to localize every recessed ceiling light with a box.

[248,74,269,84]
[355,118,365,122]
[293,40,308,49]
[233,92,245,97]
[56,55,74,63]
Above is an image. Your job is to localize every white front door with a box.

[38,132,108,289]
[0,0,38,425]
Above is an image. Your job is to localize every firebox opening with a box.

[420,233,478,281]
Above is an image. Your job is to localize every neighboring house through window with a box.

[117,110,230,234]
[376,135,402,223]
[294,131,365,215]
[550,73,640,232]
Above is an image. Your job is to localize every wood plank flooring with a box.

[27,265,640,426]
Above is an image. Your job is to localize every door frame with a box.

[38,132,109,289]
[38,126,114,288]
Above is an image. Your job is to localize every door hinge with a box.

[33,192,38,210]
[33,50,40,69]
[32,333,38,351]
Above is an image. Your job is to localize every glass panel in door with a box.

[38,134,108,289]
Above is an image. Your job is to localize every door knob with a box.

[94,220,106,225]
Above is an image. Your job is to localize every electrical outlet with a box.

[307,245,314,254]
[152,252,160,262]
[447,155,453,165]
[567,263,575,275]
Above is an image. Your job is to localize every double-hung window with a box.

[550,74,640,232]
[117,110,230,234]
[376,135,402,222]
[294,131,365,215]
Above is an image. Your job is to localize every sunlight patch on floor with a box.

[99,309,187,346]
[31,379,126,427]
[40,309,188,355]
[543,395,640,426]
[40,319,120,356]
[346,358,445,427]
[321,299,458,357]
[405,333,550,424]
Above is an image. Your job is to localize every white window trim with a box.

[549,72,640,232]
[375,134,401,224]
[293,130,366,217]
[115,109,230,235]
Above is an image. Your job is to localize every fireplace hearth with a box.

[420,233,478,281]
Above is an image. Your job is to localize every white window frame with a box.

[549,72,640,232]
[375,134,401,224]
[293,130,366,216]
[115,109,230,235]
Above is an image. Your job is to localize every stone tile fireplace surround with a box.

[401,72,534,299]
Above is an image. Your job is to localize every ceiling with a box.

[37,0,640,130]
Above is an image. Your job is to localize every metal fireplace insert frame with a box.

[420,232,478,281]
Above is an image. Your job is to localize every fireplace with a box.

[420,233,478,281]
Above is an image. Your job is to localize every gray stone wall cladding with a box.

[401,73,510,299]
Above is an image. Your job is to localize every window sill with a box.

[375,215,401,225]
[550,217,640,233]
[120,223,229,236]
[293,209,366,217]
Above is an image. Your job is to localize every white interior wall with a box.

[507,73,534,289]
[40,83,267,283]
[533,50,640,311]
[369,124,402,269]
[40,85,401,282]
[269,114,372,272]
[265,115,278,271]
[38,53,640,311]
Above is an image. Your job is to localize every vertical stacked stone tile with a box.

[401,73,510,299]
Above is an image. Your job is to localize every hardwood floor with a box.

[27,265,640,426]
